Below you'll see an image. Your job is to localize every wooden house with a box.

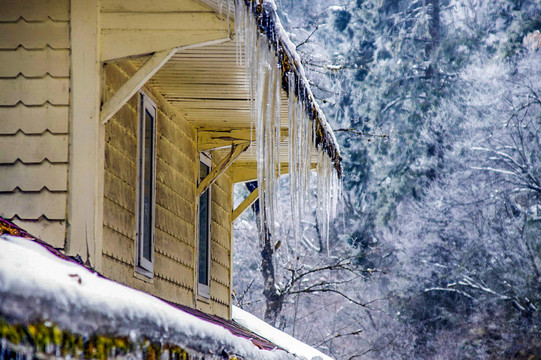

[0,0,341,322]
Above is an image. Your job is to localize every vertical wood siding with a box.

[0,0,70,248]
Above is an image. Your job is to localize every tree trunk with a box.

[246,181,284,326]
[425,0,440,80]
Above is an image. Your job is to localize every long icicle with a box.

[234,0,340,251]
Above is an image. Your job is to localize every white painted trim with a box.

[197,152,212,298]
[67,0,103,270]
[135,92,157,276]
[101,48,176,125]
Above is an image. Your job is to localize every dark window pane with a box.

[142,109,154,262]
[200,161,209,182]
[198,160,210,285]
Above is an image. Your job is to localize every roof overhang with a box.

[100,0,341,178]
[129,41,311,176]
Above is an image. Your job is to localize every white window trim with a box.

[197,152,212,298]
[135,91,157,278]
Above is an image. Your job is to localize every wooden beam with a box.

[101,12,223,31]
[101,48,176,124]
[101,0,214,13]
[197,143,249,196]
[198,128,288,151]
[230,162,290,184]
[198,128,253,151]
[230,161,317,183]
[101,30,229,61]
[232,187,259,222]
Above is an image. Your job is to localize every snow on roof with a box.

[0,234,300,360]
[232,307,333,360]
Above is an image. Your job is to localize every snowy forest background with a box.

[233,0,541,359]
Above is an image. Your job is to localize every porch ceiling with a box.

[133,40,290,131]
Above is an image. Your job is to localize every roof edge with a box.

[232,306,334,360]
[240,0,342,176]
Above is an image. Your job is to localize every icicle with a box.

[1,338,6,360]
[234,0,243,67]
[274,60,282,180]
[243,6,259,159]
[233,0,340,249]
[254,41,266,240]
[226,0,231,34]
[265,54,276,238]
[315,146,341,255]
[288,72,300,247]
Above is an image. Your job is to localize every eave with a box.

[101,0,341,180]
[201,0,342,176]
[126,42,316,178]
[235,0,342,176]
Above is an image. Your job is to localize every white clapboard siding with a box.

[0,76,69,106]
[0,0,70,247]
[0,20,69,49]
[10,218,66,248]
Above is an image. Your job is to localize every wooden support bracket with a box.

[232,187,259,222]
[198,128,289,151]
[198,129,253,151]
[230,161,312,184]
[197,143,250,196]
[101,48,177,124]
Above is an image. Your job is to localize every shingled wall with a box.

[101,61,232,318]
[0,0,70,248]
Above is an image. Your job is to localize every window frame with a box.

[135,91,157,277]
[197,152,212,298]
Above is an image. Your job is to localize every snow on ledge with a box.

[0,235,295,360]
[232,306,333,360]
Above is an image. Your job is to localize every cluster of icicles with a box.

[219,0,341,250]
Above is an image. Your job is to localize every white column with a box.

[67,0,103,271]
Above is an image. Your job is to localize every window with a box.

[135,92,157,276]
[198,152,211,297]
